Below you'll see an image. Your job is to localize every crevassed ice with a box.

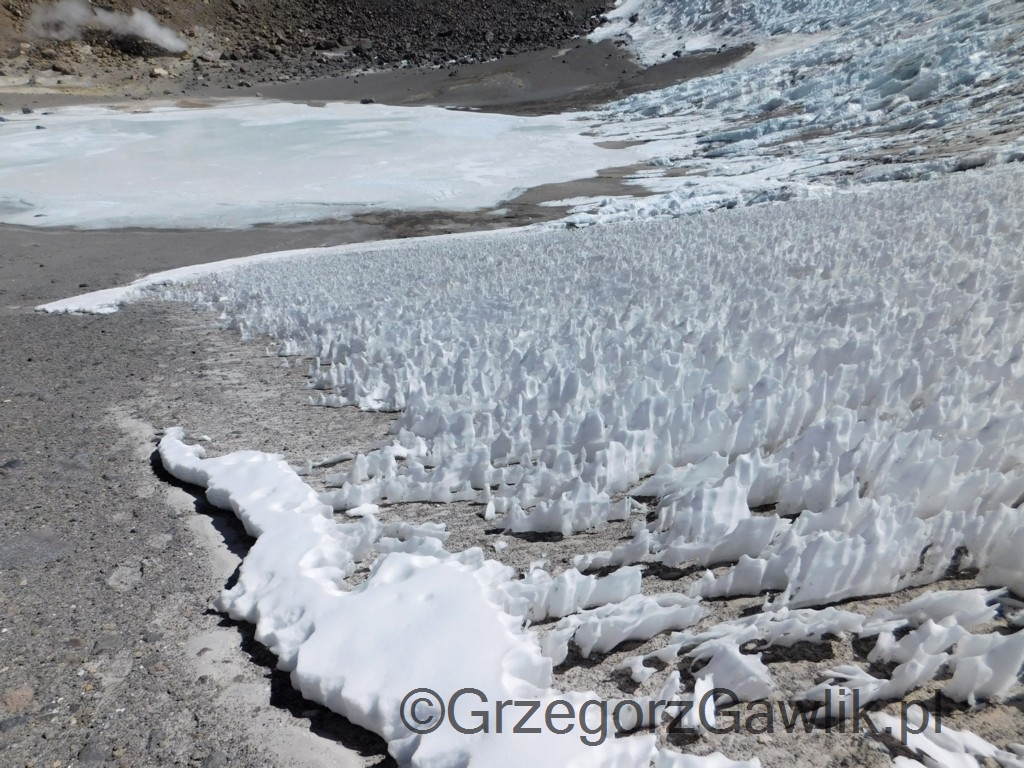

[574,0,1024,224]
[592,0,920,63]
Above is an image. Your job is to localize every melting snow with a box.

[135,166,1024,765]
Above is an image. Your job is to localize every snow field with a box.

[149,167,1024,765]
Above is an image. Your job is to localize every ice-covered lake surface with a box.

[51,167,1024,767]
[0,100,635,229]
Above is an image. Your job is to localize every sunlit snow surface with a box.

[77,167,1024,766]
[0,100,631,229]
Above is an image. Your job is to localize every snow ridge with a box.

[158,428,669,766]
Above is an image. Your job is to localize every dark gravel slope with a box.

[3,0,615,86]
[233,0,613,66]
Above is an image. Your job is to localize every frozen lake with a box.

[0,100,634,229]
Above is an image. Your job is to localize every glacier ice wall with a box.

[576,0,1024,223]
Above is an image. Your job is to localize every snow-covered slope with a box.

[91,166,1024,765]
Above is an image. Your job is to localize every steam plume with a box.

[29,0,188,53]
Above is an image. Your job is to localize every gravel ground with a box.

[0,301,398,767]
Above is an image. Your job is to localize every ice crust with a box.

[142,169,1024,764]
[0,100,632,229]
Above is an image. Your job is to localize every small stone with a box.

[21,106,33,114]
[91,633,120,655]
[2,685,34,713]
[202,751,229,768]
[150,67,169,78]
[146,728,164,752]
[77,740,111,763]
[0,715,27,733]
